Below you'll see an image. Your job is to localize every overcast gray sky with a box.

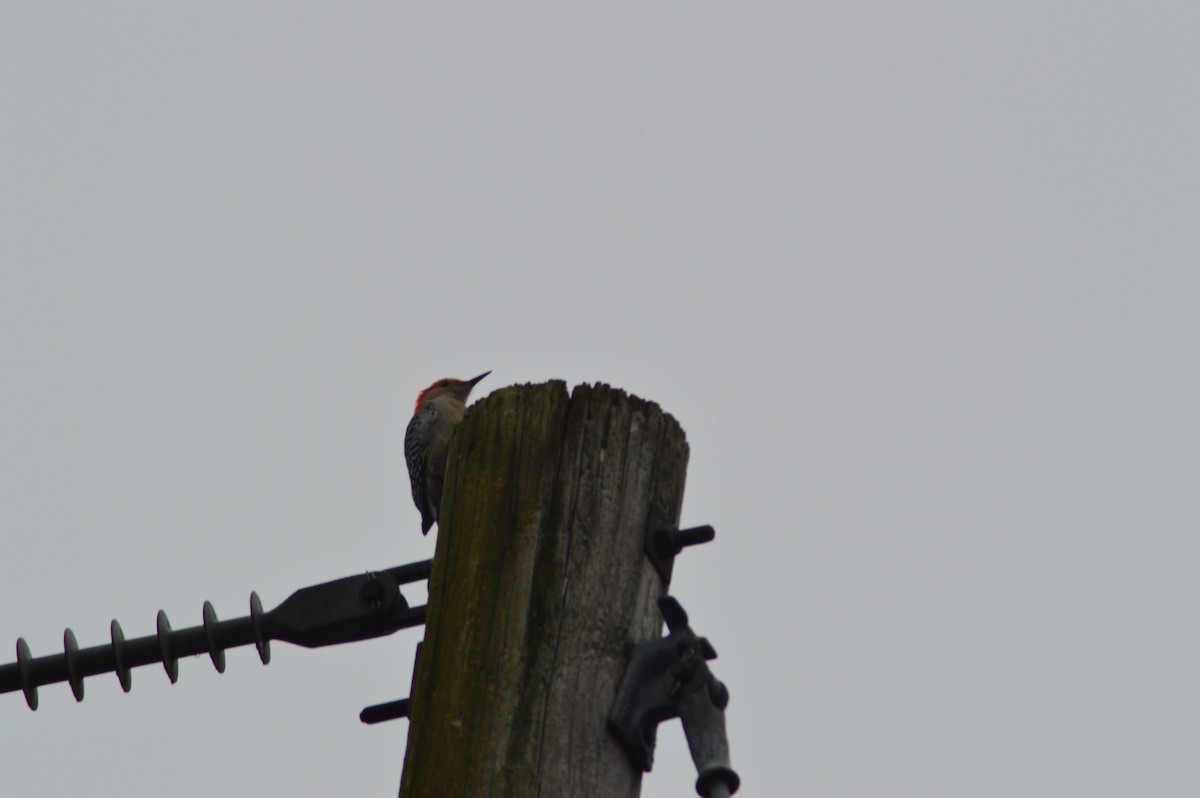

[2,4,1199,797]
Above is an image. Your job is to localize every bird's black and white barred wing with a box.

[404,404,439,534]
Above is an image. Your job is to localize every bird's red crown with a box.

[414,378,461,414]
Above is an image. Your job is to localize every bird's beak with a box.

[467,370,491,386]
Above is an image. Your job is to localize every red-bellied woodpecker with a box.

[404,371,490,535]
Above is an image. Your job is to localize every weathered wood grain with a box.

[400,381,689,798]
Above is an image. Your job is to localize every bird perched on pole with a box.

[405,371,491,535]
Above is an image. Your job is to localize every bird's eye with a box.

[438,380,451,387]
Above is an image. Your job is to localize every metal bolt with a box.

[360,575,387,609]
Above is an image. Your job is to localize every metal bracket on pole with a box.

[608,596,739,798]
[360,640,422,724]
[644,507,715,584]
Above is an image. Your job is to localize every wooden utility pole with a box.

[399,381,690,797]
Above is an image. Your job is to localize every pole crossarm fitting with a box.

[0,559,432,710]
[608,596,740,798]
[644,503,716,584]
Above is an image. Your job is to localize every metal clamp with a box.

[608,596,739,797]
